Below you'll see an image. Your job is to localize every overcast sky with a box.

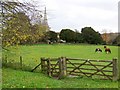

[21,0,119,33]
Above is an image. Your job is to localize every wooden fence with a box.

[3,55,34,71]
[2,55,23,69]
[40,57,119,81]
[3,55,119,81]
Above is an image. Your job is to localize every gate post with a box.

[62,57,67,77]
[20,56,22,69]
[47,58,51,77]
[58,57,67,79]
[113,58,118,81]
[41,58,46,72]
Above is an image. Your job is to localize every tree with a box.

[112,34,120,46]
[74,30,83,43]
[101,29,108,44]
[81,27,103,44]
[60,29,76,43]
[45,31,57,42]
[2,12,31,46]
[1,0,46,46]
[29,24,47,44]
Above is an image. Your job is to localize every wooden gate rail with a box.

[66,58,112,62]
[67,67,113,72]
[67,63,113,67]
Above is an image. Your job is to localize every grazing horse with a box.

[95,48,102,52]
[104,46,111,53]
[105,48,111,53]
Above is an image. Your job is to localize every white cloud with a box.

[44,0,119,33]
[18,0,119,33]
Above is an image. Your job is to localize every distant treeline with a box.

[45,28,120,46]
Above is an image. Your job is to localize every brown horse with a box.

[104,46,111,53]
[105,48,111,53]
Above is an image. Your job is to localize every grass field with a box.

[3,44,119,65]
[2,44,119,88]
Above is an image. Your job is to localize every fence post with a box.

[58,57,67,79]
[5,55,7,64]
[20,56,22,69]
[113,58,118,81]
[41,58,46,72]
[47,58,51,77]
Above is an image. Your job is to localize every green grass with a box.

[2,68,118,88]
[2,44,119,88]
[2,44,119,66]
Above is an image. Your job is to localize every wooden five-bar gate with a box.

[32,57,119,81]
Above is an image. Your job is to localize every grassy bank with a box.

[2,68,118,88]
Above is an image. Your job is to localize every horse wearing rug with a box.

[95,48,102,52]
